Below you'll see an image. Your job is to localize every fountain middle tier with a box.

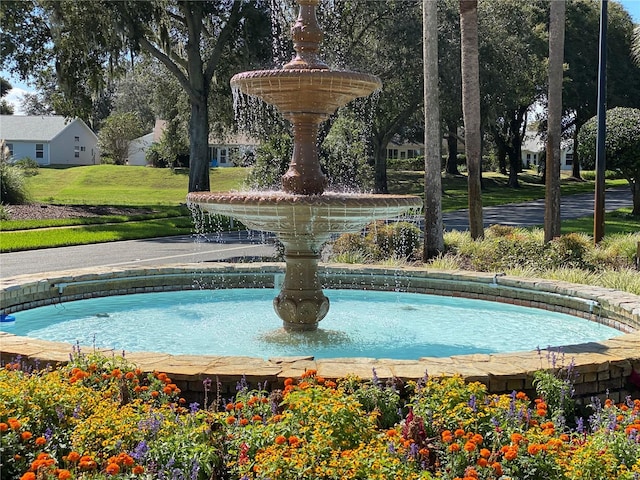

[188,191,422,331]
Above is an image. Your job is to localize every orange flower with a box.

[125,371,136,380]
[20,473,36,480]
[504,447,518,461]
[235,402,244,410]
[454,428,465,438]
[315,376,325,384]
[66,451,81,463]
[510,432,524,445]
[8,418,21,430]
[471,433,483,445]
[21,431,32,441]
[491,462,503,476]
[35,436,46,446]
[284,377,294,386]
[527,443,545,455]
[132,465,144,474]
[252,415,262,422]
[119,453,135,466]
[163,386,173,395]
[386,429,398,437]
[225,416,236,425]
[301,369,317,378]
[419,448,430,456]
[105,462,120,475]
[225,403,234,411]
[288,435,300,446]
[275,435,287,445]
[441,430,453,443]
[0,423,7,432]
[240,418,249,426]
[298,381,311,390]
[272,414,283,422]
[58,470,72,480]
[449,443,461,452]
[111,368,122,379]
[477,457,488,467]
[151,391,159,398]
[516,391,528,400]
[464,441,477,452]
[325,380,337,388]
[479,448,491,458]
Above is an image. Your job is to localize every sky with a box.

[2,0,640,115]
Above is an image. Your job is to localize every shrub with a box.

[12,157,39,176]
[0,163,31,204]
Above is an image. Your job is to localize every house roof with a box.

[0,115,91,142]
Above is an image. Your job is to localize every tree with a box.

[633,25,640,65]
[1,1,271,192]
[97,112,145,165]
[561,0,640,179]
[423,0,444,259]
[459,0,484,239]
[481,0,547,188]
[0,77,14,115]
[577,107,640,216]
[320,0,424,194]
[544,0,565,242]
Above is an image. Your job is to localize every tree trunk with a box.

[544,0,565,242]
[632,179,640,216]
[188,93,210,192]
[372,140,389,194]
[445,121,460,175]
[423,0,444,259]
[571,127,582,180]
[459,0,484,239]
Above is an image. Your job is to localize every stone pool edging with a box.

[1,263,639,404]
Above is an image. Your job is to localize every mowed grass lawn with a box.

[24,164,249,205]
[0,164,637,252]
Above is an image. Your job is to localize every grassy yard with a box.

[1,164,637,252]
[24,164,249,205]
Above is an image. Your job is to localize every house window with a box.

[74,145,80,158]
[400,151,406,160]
[219,148,227,164]
[80,146,86,152]
[387,149,398,159]
[35,144,44,159]
[6,143,13,157]
[565,153,573,166]
[74,136,80,142]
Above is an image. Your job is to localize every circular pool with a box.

[1,288,622,360]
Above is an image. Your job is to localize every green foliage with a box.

[12,157,39,176]
[320,113,374,191]
[246,133,292,190]
[0,163,31,205]
[330,221,422,263]
[578,108,640,176]
[97,112,145,165]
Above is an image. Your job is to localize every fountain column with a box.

[273,235,329,331]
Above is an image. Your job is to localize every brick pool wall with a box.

[1,263,639,405]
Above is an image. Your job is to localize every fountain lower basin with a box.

[1,264,639,403]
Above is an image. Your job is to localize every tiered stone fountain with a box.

[187,0,421,331]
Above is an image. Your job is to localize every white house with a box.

[0,115,99,166]
[129,120,259,167]
[127,132,154,166]
[386,137,424,161]
[521,133,574,171]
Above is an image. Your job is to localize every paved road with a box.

[441,186,633,231]
[0,186,633,278]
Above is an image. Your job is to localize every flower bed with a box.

[1,350,639,480]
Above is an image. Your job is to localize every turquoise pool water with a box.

[1,289,621,359]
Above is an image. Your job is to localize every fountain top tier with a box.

[230,0,381,195]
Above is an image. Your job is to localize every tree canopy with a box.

[577,107,640,215]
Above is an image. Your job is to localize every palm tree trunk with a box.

[545,0,565,242]
[423,0,444,259]
[459,0,483,239]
